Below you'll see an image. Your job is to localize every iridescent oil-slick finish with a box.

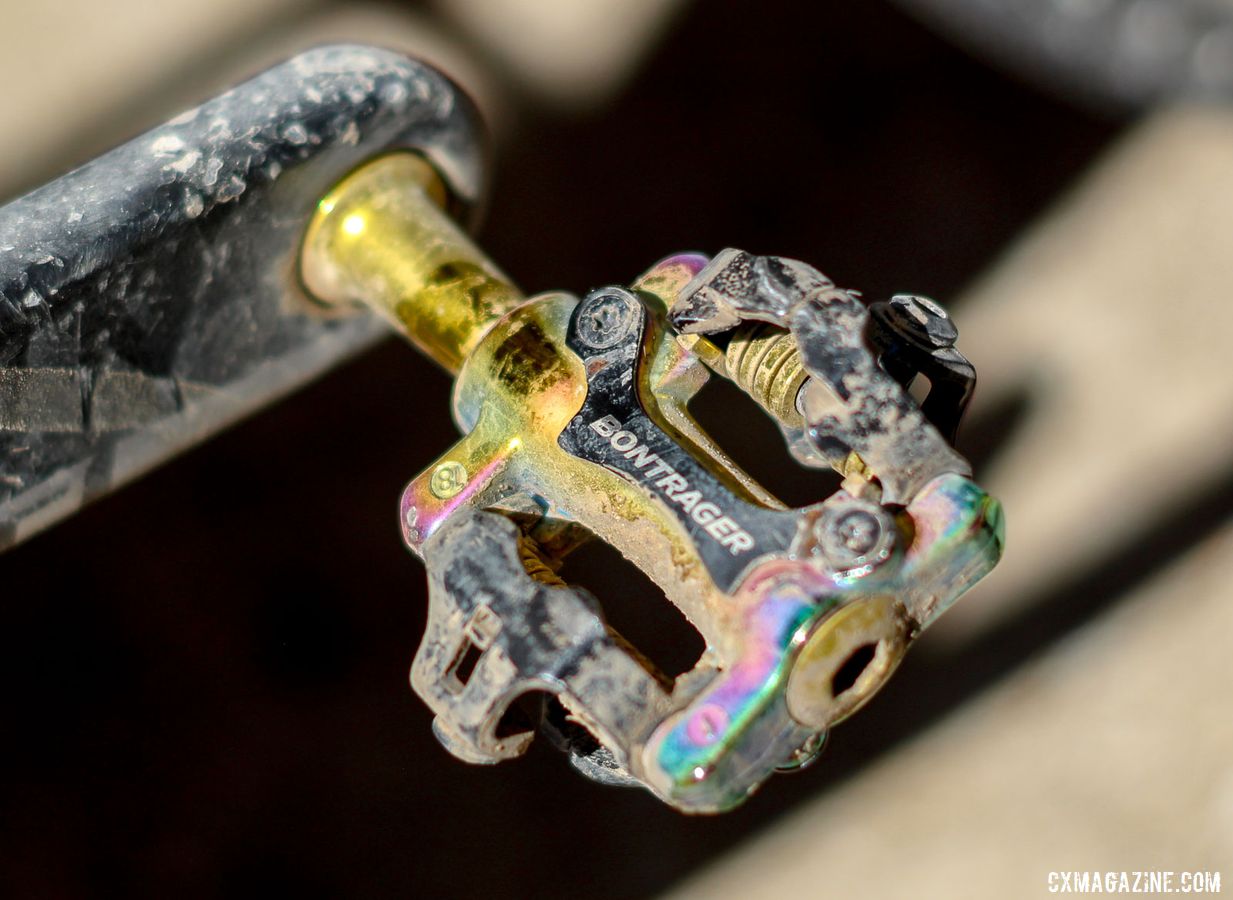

[301,165,1004,813]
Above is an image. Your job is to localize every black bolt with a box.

[833,509,881,556]
[815,504,894,572]
[885,294,958,349]
[576,288,637,350]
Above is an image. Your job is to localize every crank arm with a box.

[0,45,485,550]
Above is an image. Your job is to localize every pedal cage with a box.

[401,249,1004,813]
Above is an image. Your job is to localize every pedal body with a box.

[400,250,1003,813]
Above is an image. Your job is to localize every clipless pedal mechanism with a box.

[302,153,1004,813]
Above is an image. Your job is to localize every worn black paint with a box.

[0,46,485,549]
[559,289,801,593]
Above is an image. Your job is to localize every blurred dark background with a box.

[0,0,1129,896]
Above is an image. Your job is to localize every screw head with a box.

[833,509,880,554]
[429,460,468,499]
[886,294,957,349]
[575,288,637,351]
[814,502,895,574]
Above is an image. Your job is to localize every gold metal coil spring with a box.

[724,322,810,427]
[517,534,565,586]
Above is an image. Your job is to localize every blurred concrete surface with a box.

[1,0,300,192]
[0,1,507,200]
[671,105,1233,896]
[947,105,1233,637]
[670,513,1233,898]
[0,0,686,200]
[434,0,688,106]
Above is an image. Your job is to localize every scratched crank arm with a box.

[0,46,486,550]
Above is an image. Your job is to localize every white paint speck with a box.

[207,118,232,140]
[202,158,224,187]
[166,151,200,174]
[151,135,185,156]
[215,175,246,202]
[380,82,408,105]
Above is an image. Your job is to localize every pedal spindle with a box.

[724,321,811,428]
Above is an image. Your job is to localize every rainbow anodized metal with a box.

[298,150,1001,813]
[392,247,1003,813]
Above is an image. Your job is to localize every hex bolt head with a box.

[575,288,637,351]
[833,509,880,554]
[815,502,896,574]
[886,294,958,349]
